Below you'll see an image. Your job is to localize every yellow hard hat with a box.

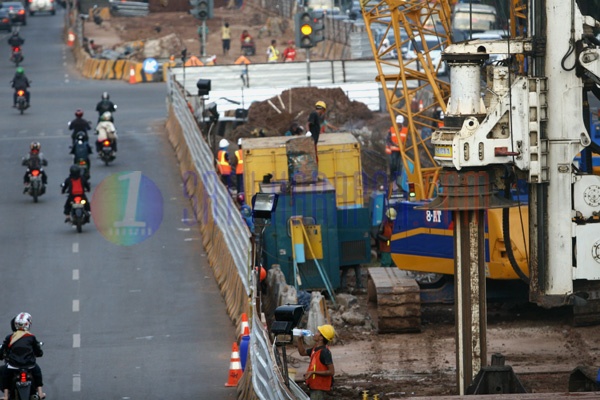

[315,101,327,110]
[317,324,335,341]
[386,208,397,220]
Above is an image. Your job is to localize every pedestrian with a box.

[266,39,280,63]
[296,324,336,399]
[221,21,231,56]
[234,138,244,193]
[307,101,327,144]
[283,40,297,62]
[377,208,397,267]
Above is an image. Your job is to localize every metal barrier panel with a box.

[251,311,309,400]
[168,75,251,295]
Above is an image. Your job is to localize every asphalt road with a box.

[0,9,237,399]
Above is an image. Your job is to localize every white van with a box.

[28,0,55,16]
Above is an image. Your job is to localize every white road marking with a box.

[73,334,80,348]
[72,269,79,280]
[72,242,79,253]
[72,299,79,312]
[72,374,81,392]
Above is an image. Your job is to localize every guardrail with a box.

[166,72,309,399]
[109,0,149,16]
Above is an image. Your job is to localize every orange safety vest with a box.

[385,126,406,154]
[234,149,243,174]
[216,150,231,175]
[306,346,333,392]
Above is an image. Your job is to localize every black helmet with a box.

[75,109,83,118]
[69,165,80,177]
[102,92,109,100]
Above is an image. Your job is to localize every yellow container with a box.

[242,133,364,208]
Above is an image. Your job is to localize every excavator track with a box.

[572,280,600,326]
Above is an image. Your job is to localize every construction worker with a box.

[216,139,232,188]
[377,208,397,267]
[386,115,407,181]
[307,100,327,144]
[266,39,280,63]
[234,138,244,193]
[296,324,336,398]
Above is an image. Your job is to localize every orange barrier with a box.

[224,342,243,387]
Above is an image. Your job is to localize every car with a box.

[401,34,447,75]
[28,0,55,15]
[2,2,26,25]
[0,8,12,31]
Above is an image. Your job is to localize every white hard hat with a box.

[237,138,242,146]
[396,115,404,124]
[219,138,229,148]
[385,208,397,220]
[305,132,312,137]
[439,111,445,119]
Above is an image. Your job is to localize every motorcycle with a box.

[75,158,90,180]
[70,195,90,233]
[25,169,45,203]
[2,341,43,400]
[15,89,28,114]
[99,139,115,166]
[10,46,23,66]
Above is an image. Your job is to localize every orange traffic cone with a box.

[128,66,136,84]
[225,342,243,387]
[67,30,75,47]
[240,313,249,337]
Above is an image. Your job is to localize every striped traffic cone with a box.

[128,66,136,84]
[240,313,249,337]
[224,342,243,387]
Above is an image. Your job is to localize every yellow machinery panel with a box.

[242,133,363,208]
[304,224,323,260]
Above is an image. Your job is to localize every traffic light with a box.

[295,11,315,49]
[312,11,325,44]
[190,0,212,20]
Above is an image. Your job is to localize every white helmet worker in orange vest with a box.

[386,115,407,181]
[217,138,232,188]
[234,138,244,194]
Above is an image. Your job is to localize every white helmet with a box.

[396,115,404,124]
[219,138,229,148]
[385,208,397,220]
[439,111,445,119]
[237,138,242,146]
[305,132,312,137]
[101,111,112,121]
[14,312,32,331]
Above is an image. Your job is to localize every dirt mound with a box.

[226,86,374,140]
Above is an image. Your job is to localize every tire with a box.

[19,107,24,115]
[76,219,82,233]
[33,192,38,203]
[29,11,34,15]
[51,10,55,15]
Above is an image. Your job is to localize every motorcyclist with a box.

[61,165,91,223]
[95,92,116,122]
[72,132,93,178]
[22,141,48,193]
[68,109,92,148]
[7,32,24,47]
[11,67,30,107]
[0,312,45,400]
[95,111,118,153]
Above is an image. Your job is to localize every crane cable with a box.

[561,0,577,72]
